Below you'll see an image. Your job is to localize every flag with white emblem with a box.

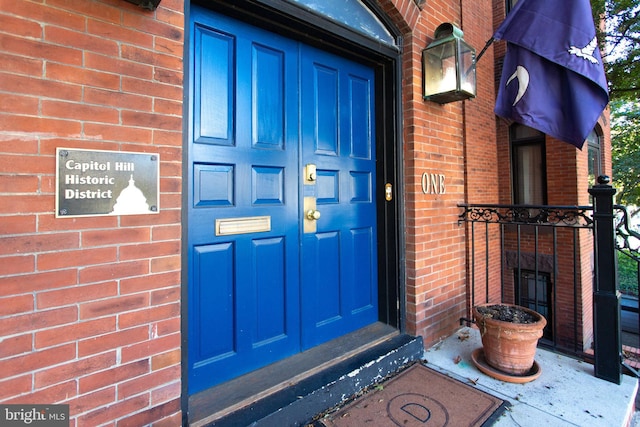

[493,0,609,148]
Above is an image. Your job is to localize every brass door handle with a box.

[304,197,319,233]
[306,209,321,221]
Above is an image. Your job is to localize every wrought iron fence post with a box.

[588,175,622,384]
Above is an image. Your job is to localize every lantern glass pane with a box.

[458,40,476,96]
[423,41,457,97]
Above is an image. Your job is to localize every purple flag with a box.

[493,0,609,148]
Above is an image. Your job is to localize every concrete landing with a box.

[424,327,638,426]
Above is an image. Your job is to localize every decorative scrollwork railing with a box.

[614,205,640,262]
[458,204,594,228]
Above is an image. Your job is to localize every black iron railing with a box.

[458,204,595,357]
[459,204,594,227]
[615,205,640,264]
[459,178,633,384]
[614,205,640,360]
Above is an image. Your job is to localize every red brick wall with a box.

[379,0,497,346]
[460,0,502,313]
[0,0,183,425]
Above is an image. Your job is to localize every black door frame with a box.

[181,0,406,414]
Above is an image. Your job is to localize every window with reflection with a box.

[587,128,602,187]
[511,124,547,205]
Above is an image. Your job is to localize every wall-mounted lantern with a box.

[422,23,476,104]
[124,0,161,11]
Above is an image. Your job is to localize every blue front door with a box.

[187,7,378,394]
[300,46,378,348]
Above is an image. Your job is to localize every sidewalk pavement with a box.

[423,327,639,426]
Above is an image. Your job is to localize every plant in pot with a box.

[472,303,547,382]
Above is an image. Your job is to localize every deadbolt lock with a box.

[304,164,317,184]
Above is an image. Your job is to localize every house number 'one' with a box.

[421,172,446,195]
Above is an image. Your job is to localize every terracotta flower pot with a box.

[473,303,547,375]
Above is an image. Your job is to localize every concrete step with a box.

[193,328,423,426]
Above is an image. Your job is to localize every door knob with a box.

[306,209,321,221]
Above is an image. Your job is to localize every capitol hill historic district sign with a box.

[56,148,160,218]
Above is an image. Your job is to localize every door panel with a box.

[193,243,234,360]
[252,237,287,343]
[195,27,233,144]
[300,46,378,348]
[188,7,378,394]
[188,9,300,393]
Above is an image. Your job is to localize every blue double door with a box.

[187,7,379,394]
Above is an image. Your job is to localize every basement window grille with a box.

[515,269,553,341]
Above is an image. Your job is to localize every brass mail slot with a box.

[215,216,271,236]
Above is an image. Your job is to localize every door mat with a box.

[315,363,508,426]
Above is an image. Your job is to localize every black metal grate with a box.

[459,203,595,356]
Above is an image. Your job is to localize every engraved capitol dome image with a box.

[111,175,151,215]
